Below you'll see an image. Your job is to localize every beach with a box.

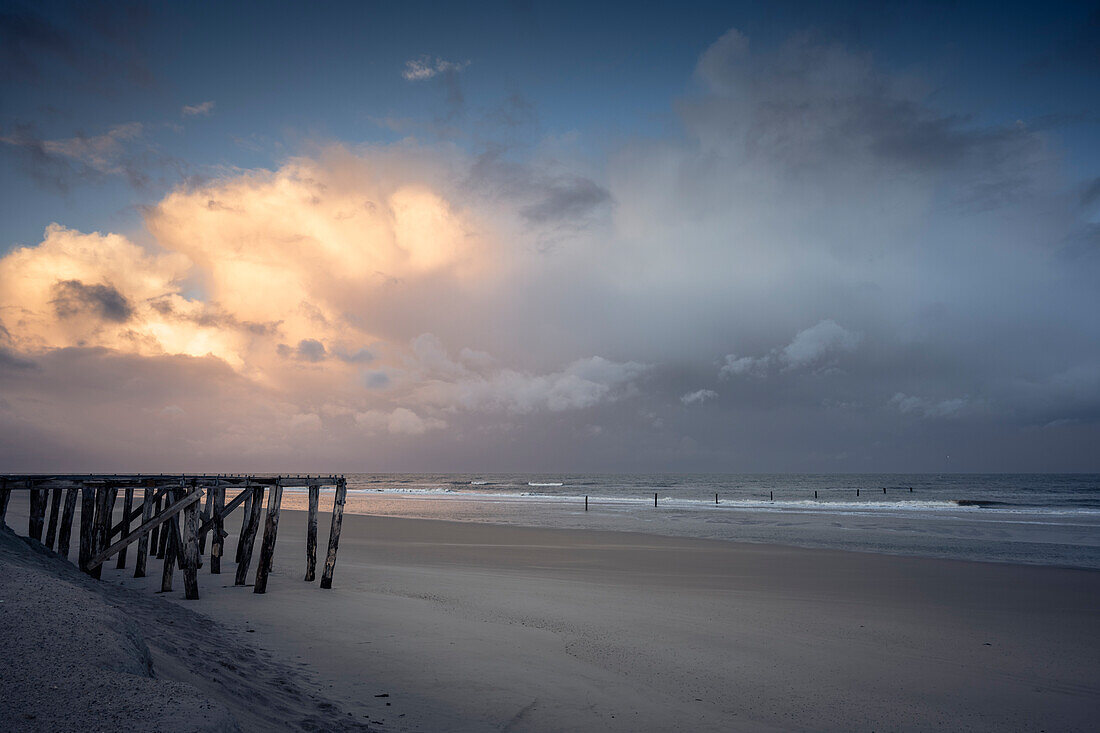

[4,491,1098,732]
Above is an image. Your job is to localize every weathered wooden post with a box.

[654,492,658,507]
[135,483,154,578]
[319,477,347,590]
[305,483,319,581]
[198,483,213,555]
[156,493,170,559]
[28,481,47,542]
[585,495,589,511]
[254,478,284,594]
[58,487,78,560]
[150,493,162,552]
[78,484,95,573]
[181,482,201,600]
[44,488,63,549]
[116,487,134,569]
[210,481,225,574]
[236,489,253,563]
[90,485,113,579]
[234,483,264,586]
[161,487,183,592]
[0,477,9,526]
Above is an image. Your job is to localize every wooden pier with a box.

[0,474,348,600]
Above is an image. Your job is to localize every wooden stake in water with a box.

[585,495,588,511]
[715,492,719,505]
[654,492,658,507]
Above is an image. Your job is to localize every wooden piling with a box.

[181,484,201,600]
[58,488,78,560]
[116,487,134,569]
[234,484,264,586]
[236,489,253,563]
[28,483,47,542]
[161,516,179,593]
[715,492,718,505]
[254,479,284,594]
[210,482,225,574]
[585,495,589,511]
[155,493,169,559]
[883,487,887,494]
[654,492,658,507]
[90,486,112,579]
[305,484,319,581]
[319,478,347,590]
[150,494,162,552]
[0,477,9,526]
[135,485,153,578]
[770,491,773,501]
[44,488,62,549]
[198,485,212,555]
[78,485,95,573]
[857,488,860,497]
[814,490,818,499]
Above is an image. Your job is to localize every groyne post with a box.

[78,484,95,573]
[0,477,9,526]
[654,492,658,507]
[116,487,134,569]
[320,477,347,590]
[135,483,154,578]
[28,481,46,543]
[44,488,62,550]
[305,484,319,581]
[236,489,253,564]
[58,488,77,560]
[254,478,284,594]
[715,493,718,505]
[234,482,264,586]
[585,495,589,511]
[210,481,224,574]
[181,482,201,600]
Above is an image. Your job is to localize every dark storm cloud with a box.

[468,148,612,227]
[51,280,132,322]
[0,1,152,89]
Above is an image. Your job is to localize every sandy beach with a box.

[4,491,1097,732]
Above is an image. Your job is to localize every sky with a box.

[0,0,1098,473]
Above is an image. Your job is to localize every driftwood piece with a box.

[305,485,319,581]
[28,483,47,543]
[57,488,78,560]
[320,478,347,589]
[116,487,134,568]
[254,480,284,594]
[181,484,201,600]
[44,489,62,549]
[135,485,154,578]
[234,485,264,586]
[210,483,225,574]
[78,485,95,573]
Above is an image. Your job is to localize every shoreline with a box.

[4,495,1099,731]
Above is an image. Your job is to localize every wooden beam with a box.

[197,484,250,538]
[155,493,169,559]
[86,488,202,571]
[254,480,284,594]
[109,486,171,540]
[234,485,264,586]
[44,488,62,550]
[198,483,212,555]
[320,477,347,589]
[305,485,319,581]
[57,488,78,560]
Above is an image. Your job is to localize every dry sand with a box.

[4,494,1100,731]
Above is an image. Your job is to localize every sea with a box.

[279,473,1100,570]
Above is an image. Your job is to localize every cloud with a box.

[721,321,861,378]
[681,389,717,405]
[51,279,133,322]
[889,392,969,419]
[355,407,446,435]
[277,338,326,362]
[182,101,215,117]
[401,56,469,81]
